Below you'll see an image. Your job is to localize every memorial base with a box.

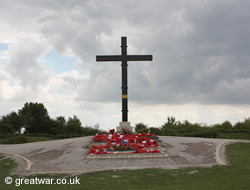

[116,122,133,133]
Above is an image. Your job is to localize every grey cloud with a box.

[75,0,250,105]
[6,37,50,93]
[2,0,250,105]
[130,0,250,105]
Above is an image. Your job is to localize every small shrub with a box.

[194,129,218,138]
[149,127,161,135]
[135,123,148,133]
[10,136,27,144]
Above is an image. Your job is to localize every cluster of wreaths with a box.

[88,145,160,154]
[93,133,156,142]
[89,133,160,154]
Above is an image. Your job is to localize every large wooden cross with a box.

[96,36,153,122]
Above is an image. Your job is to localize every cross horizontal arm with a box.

[96,55,122,62]
[127,55,153,61]
[96,55,153,62]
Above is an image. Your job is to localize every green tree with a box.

[234,118,250,129]
[0,112,22,134]
[162,116,180,128]
[18,102,51,133]
[214,121,233,130]
[0,115,15,134]
[149,127,161,135]
[64,115,83,136]
[82,125,100,136]
[9,112,22,133]
[50,116,66,135]
[135,123,148,133]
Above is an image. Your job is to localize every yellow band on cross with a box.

[122,94,128,99]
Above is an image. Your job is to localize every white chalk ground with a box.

[0,136,249,176]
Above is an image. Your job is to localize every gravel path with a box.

[0,136,249,176]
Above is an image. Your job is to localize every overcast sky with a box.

[1,0,250,130]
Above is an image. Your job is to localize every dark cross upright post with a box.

[96,36,153,122]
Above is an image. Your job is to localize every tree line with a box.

[0,102,100,137]
[135,116,250,139]
[1,103,250,144]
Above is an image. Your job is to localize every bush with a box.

[9,136,27,144]
[0,136,27,144]
[234,118,250,129]
[82,126,99,136]
[190,129,218,138]
[149,127,161,135]
[135,123,148,133]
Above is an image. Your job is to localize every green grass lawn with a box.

[1,143,250,190]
